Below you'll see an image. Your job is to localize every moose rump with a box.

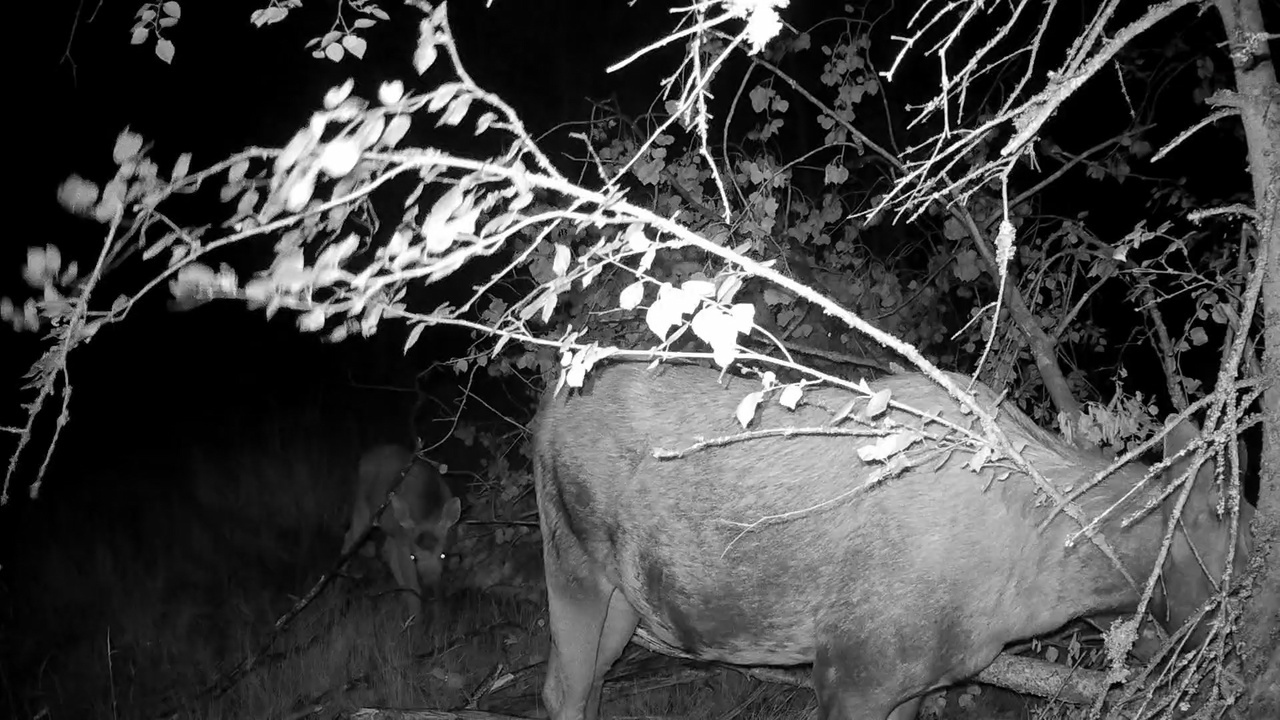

[531,362,1251,720]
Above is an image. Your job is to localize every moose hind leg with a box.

[543,569,640,720]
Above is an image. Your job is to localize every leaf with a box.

[964,444,993,472]
[93,178,126,223]
[324,79,355,109]
[298,308,326,332]
[824,161,849,185]
[342,34,367,59]
[355,114,385,150]
[243,277,272,306]
[639,246,657,272]
[644,283,700,341]
[161,2,181,19]
[404,323,426,352]
[779,384,803,409]
[539,290,558,323]
[317,138,360,178]
[56,175,100,215]
[378,80,405,106]
[284,168,317,212]
[421,186,480,253]
[234,188,259,217]
[427,85,460,113]
[353,18,376,30]
[168,152,192,183]
[691,305,750,368]
[113,129,144,165]
[864,388,891,418]
[250,7,289,27]
[414,19,438,74]
[228,158,250,183]
[552,243,570,276]
[715,275,743,303]
[623,224,651,251]
[857,431,919,463]
[619,281,645,310]
[131,27,149,45]
[440,95,472,126]
[579,262,602,288]
[382,114,411,147]
[169,262,216,304]
[155,38,175,64]
[681,279,715,298]
[762,288,789,305]
[325,42,345,62]
[736,391,763,428]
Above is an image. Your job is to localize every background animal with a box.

[342,443,462,619]
[532,362,1253,720]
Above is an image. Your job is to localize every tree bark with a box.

[1210,1,1280,716]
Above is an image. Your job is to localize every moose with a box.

[342,442,462,619]
[531,361,1254,720]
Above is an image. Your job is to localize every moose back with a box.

[531,362,1252,720]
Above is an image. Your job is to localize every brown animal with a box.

[342,443,461,619]
[532,362,1253,720]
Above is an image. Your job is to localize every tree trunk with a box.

[1210,0,1280,716]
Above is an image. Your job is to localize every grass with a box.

[1,391,1074,720]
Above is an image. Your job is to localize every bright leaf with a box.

[382,115,411,147]
[736,391,763,428]
[681,279,715,298]
[171,152,191,182]
[779,384,803,409]
[864,388,891,418]
[284,169,317,211]
[250,7,289,27]
[440,95,472,126]
[113,129,144,165]
[378,80,405,105]
[155,38,175,64]
[691,306,744,368]
[404,323,426,352]
[298,308,326,332]
[414,20,438,74]
[857,431,918,462]
[56,175,100,215]
[342,35,367,59]
[619,281,645,310]
[552,243,570,276]
[324,79,355,109]
[623,223,651,251]
[317,138,360,178]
